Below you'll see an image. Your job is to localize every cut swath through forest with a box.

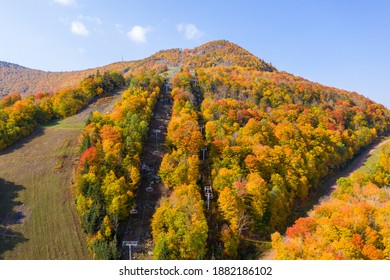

[119,77,173,260]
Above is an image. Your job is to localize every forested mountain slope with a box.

[1,40,389,260]
[60,41,390,259]
[192,64,389,258]
[146,40,389,259]
[272,141,390,259]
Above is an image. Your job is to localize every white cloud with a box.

[177,23,204,40]
[53,0,76,6]
[67,15,102,36]
[127,25,151,43]
[71,20,89,36]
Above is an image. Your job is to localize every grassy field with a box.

[0,93,122,259]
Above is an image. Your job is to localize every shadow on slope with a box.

[0,178,28,259]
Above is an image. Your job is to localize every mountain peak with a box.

[147,40,276,72]
[182,40,276,71]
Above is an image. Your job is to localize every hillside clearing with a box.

[0,92,123,259]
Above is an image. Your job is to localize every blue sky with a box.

[0,0,389,108]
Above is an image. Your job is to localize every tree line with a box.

[0,71,125,151]
[151,70,208,259]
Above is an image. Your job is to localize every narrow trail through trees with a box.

[297,136,390,215]
[192,78,221,259]
[320,137,390,199]
[119,51,185,259]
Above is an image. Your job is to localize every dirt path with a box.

[261,136,390,260]
[0,91,123,259]
[318,137,390,201]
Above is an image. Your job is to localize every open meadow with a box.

[0,93,122,259]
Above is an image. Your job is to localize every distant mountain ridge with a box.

[0,60,135,98]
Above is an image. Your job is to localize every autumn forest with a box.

[0,40,389,260]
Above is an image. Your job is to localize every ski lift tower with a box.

[152,129,161,147]
[204,185,213,210]
[122,241,138,260]
[201,147,207,162]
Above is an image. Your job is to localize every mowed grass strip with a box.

[0,119,89,259]
[0,91,123,259]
